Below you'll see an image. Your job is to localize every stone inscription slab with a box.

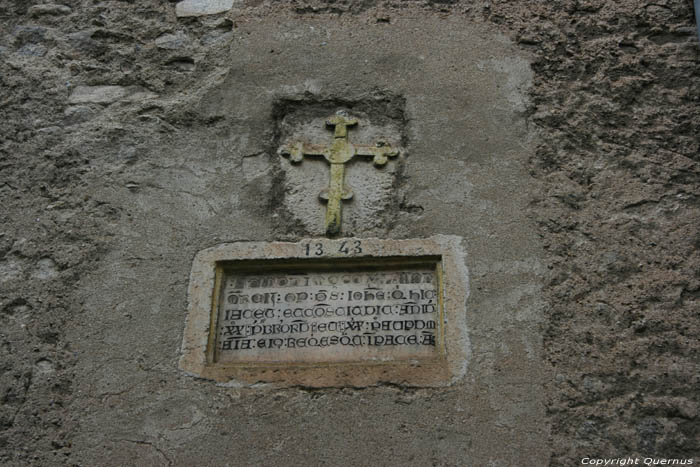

[180,237,469,387]
[215,267,441,364]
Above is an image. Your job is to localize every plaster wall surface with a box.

[61,13,545,466]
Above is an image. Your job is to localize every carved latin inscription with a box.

[180,237,468,387]
[214,267,442,364]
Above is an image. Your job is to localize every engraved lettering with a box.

[215,267,440,364]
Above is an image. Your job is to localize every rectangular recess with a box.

[206,255,445,367]
[180,237,468,387]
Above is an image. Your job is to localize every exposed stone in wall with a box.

[176,0,236,18]
[482,0,700,463]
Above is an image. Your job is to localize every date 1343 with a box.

[304,240,362,256]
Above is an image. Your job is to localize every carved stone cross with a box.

[279,114,399,236]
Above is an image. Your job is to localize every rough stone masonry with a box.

[0,1,698,466]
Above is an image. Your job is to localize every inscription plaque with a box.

[215,265,442,364]
[181,237,469,387]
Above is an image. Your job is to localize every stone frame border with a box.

[179,235,470,387]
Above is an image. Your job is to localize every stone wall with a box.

[484,0,700,463]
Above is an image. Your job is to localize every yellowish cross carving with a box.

[280,115,399,236]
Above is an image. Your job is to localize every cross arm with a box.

[278,141,329,163]
[354,142,399,166]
